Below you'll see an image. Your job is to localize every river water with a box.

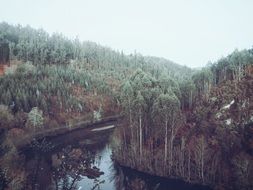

[24,127,211,190]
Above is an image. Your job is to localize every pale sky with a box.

[1,0,253,67]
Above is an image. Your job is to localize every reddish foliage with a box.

[7,128,25,139]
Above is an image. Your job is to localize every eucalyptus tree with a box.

[129,69,158,141]
[179,79,196,110]
[158,73,181,99]
[228,49,252,81]
[194,135,208,184]
[122,69,157,158]
[133,91,146,158]
[121,80,134,128]
[210,48,253,85]
[192,68,213,98]
[153,91,181,174]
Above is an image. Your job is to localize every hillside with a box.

[0,22,253,190]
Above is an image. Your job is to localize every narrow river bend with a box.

[23,125,211,190]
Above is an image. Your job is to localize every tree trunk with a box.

[169,117,175,175]
[164,119,168,170]
[188,149,191,182]
[180,138,185,177]
[189,90,193,109]
[139,113,142,159]
[128,99,133,140]
[123,128,127,147]
[201,139,205,184]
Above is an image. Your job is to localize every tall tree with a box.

[153,91,181,174]
[133,91,146,159]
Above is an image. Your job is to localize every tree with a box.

[121,81,134,123]
[121,80,134,139]
[192,68,212,98]
[27,107,44,129]
[194,135,207,184]
[179,80,195,109]
[153,91,181,174]
[158,73,181,99]
[134,91,146,158]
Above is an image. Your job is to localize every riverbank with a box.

[13,115,122,150]
[113,157,213,190]
[116,163,212,190]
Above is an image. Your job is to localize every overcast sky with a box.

[1,0,253,67]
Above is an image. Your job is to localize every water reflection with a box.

[113,166,212,190]
[24,131,211,190]
[25,143,110,190]
[51,146,102,190]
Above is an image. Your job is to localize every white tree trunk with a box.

[188,149,191,181]
[169,117,175,175]
[164,119,168,166]
[128,99,134,140]
[139,113,142,158]
[189,90,193,109]
[201,139,205,183]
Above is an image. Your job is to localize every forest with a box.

[0,22,253,190]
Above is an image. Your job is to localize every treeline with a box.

[193,49,253,95]
[211,49,253,84]
[0,22,191,77]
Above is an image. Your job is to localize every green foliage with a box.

[0,64,90,114]
[122,80,134,98]
[158,73,181,99]
[192,68,213,96]
[211,48,253,84]
[134,91,146,115]
[27,107,44,128]
[153,92,180,120]
[179,79,196,109]
[121,69,183,126]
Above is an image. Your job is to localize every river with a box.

[23,126,212,190]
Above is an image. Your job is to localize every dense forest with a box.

[0,22,253,190]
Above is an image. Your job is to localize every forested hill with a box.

[0,22,193,118]
[0,22,253,190]
[0,22,191,77]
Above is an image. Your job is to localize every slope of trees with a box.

[211,49,253,84]
[0,22,253,190]
[114,50,253,190]
[0,22,195,122]
[0,22,192,77]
